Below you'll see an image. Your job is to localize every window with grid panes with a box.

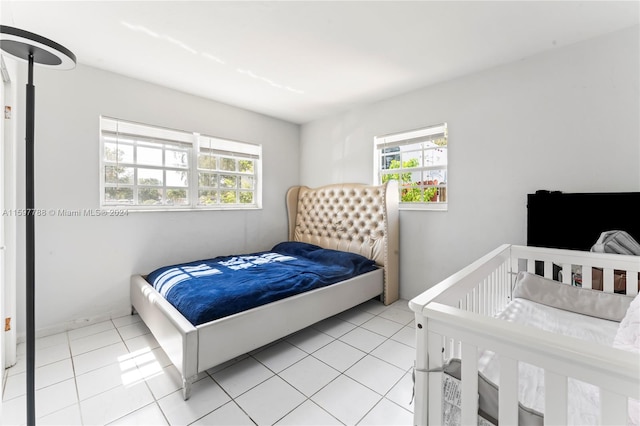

[197,136,259,206]
[374,123,447,211]
[100,116,261,210]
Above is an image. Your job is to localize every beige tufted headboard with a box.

[286,181,399,305]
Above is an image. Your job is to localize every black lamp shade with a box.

[0,25,76,68]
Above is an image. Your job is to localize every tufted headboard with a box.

[286,181,399,305]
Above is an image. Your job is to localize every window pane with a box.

[400,149,422,168]
[381,147,400,171]
[104,143,133,163]
[220,190,237,203]
[105,166,133,184]
[437,188,447,202]
[239,191,253,204]
[404,169,421,187]
[239,159,254,173]
[422,169,446,185]
[104,187,133,203]
[220,175,237,188]
[198,154,218,170]
[423,187,438,202]
[424,146,447,167]
[198,190,218,205]
[138,168,163,186]
[220,157,236,171]
[383,158,401,173]
[240,175,254,190]
[104,143,119,162]
[399,186,420,203]
[381,172,400,185]
[166,170,188,187]
[199,172,218,188]
[137,146,163,166]
[166,149,189,168]
[166,189,189,205]
[138,187,162,205]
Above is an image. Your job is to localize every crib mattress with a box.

[478,298,620,425]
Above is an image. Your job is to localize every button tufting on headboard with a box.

[286,182,399,305]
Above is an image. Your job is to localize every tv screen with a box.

[527,191,640,251]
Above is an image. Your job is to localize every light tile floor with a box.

[1,299,416,425]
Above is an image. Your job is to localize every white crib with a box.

[409,244,640,425]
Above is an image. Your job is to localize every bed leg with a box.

[182,375,196,400]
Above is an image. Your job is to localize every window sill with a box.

[99,205,262,213]
[399,202,448,212]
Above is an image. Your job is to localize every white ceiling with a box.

[1,1,638,124]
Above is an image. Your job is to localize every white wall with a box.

[2,57,18,368]
[11,64,299,337]
[300,26,640,300]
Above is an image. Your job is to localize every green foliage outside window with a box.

[167,189,187,205]
[382,158,437,202]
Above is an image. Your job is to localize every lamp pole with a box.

[25,51,36,426]
[0,25,75,426]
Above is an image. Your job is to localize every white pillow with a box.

[512,271,633,321]
[613,294,640,425]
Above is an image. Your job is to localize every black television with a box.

[527,190,640,252]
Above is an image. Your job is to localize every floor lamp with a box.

[0,26,75,426]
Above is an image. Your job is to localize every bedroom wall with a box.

[10,64,299,338]
[299,25,640,300]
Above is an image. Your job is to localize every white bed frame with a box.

[131,181,399,399]
[409,244,640,425]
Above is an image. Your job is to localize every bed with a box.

[409,190,640,425]
[130,181,399,399]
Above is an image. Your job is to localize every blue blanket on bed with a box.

[146,241,378,325]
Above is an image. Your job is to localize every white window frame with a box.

[100,116,262,211]
[374,123,448,211]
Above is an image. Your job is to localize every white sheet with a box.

[613,294,640,426]
[477,298,620,425]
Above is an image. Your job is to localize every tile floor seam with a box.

[3,299,415,425]
[232,349,380,425]
[187,385,257,426]
[66,328,84,413]
[269,393,309,426]
[354,394,384,426]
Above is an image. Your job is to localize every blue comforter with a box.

[146,241,378,325]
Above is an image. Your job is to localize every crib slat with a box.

[561,263,571,284]
[527,258,535,274]
[461,342,478,426]
[427,331,444,426]
[543,261,553,279]
[499,356,519,425]
[544,371,567,425]
[480,284,484,313]
[483,279,489,315]
[600,389,627,426]
[581,264,593,289]
[627,270,639,296]
[473,288,478,314]
[413,314,429,426]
